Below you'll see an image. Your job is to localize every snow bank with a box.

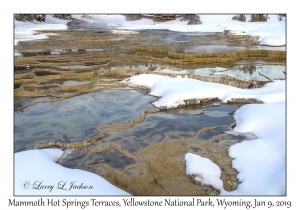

[224,102,286,195]
[15,149,130,195]
[128,74,285,108]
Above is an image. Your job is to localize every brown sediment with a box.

[15,30,285,76]
[134,47,286,63]
[14,68,269,99]
[99,109,160,131]
[41,99,250,195]
[14,65,268,112]
[227,98,263,103]
[60,125,249,195]
[15,30,285,71]
[14,80,93,98]
[15,31,284,97]
[14,74,134,111]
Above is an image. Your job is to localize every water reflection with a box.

[14,96,57,111]
[59,104,241,174]
[104,104,239,145]
[14,90,156,152]
[156,64,286,81]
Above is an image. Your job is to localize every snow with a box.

[185,153,224,192]
[15,149,130,195]
[185,102,285,195]
[72,14,156,26]
[114,14,285,46]
[15,14,285,46]
[128,74,285,108]
[14,15,69,45]
[224,102,286,195]
[128,74,285,195]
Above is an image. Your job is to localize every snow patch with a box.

[185,153,224,192]
[15,149,130,195]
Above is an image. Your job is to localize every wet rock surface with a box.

[57,104,254,195]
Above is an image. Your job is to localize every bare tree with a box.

[232,14,246,22]
[180,14,202,25]
[277,14,286,21]
[14,14,46,22]
[249,14,268,22]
